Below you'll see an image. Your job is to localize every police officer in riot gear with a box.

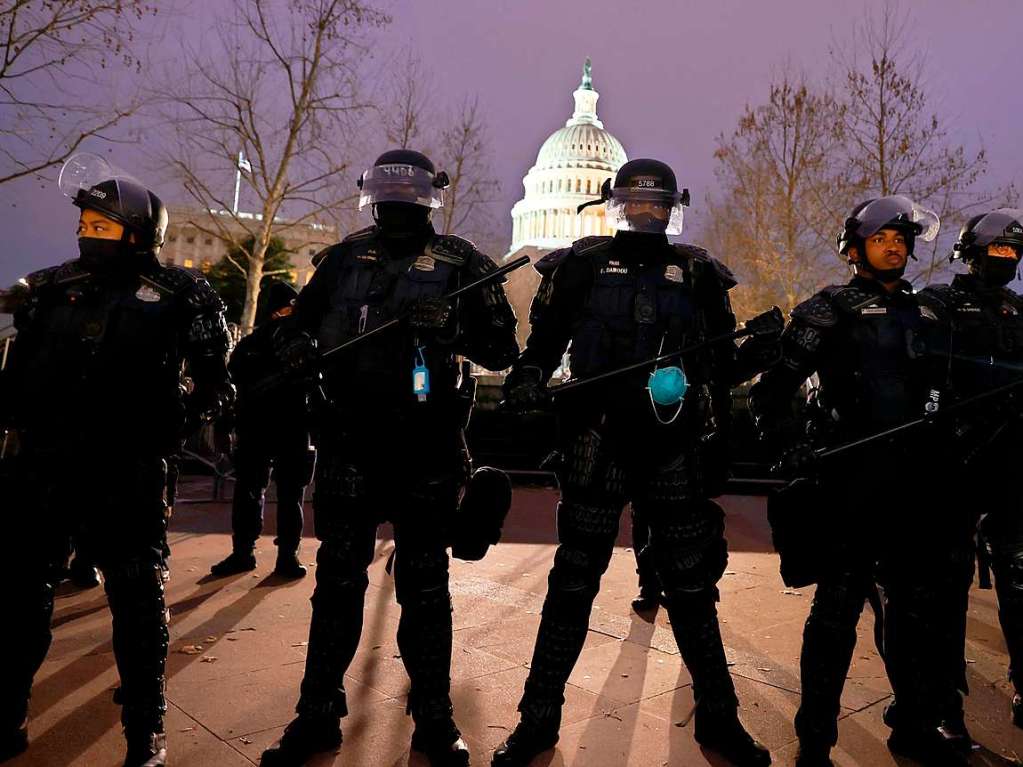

[918,209,1023,742]
[0,155,232,766]
[749,196,971,766]
[260,149,518,767]
[210,281,314,579]
[494,159,776,767]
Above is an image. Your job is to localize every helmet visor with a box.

[970,208,1023,249]
[59,153,152,226]
[607,188,684,235]
[358,164,444,210]
[853,195,940,242]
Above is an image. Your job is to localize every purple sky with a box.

[2,0,1021,284]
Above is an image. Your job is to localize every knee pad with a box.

[555,500,621,548]
[807,577,868,632]
[311,540,371,607]
[312,456,365,512]
[544,543,611,618]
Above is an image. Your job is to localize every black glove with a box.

[744,306,785,339]
[501,365,548,412]
[770,440,818,479]
[273,329,318,378]
[408,298,454,332]
[184,383,235,437]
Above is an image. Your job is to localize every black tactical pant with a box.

[518,419,736,729]
[631,508,660,597]
[794,466,958,748]
[230,427,314,554]
[295,431,462,730]
[0,446,169,738]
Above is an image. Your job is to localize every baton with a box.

[319,254,530,361]
[816,375,1023,460]
[550,328,753,398]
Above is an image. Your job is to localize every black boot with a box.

[122,731,166,767]
[887,726,970,766]
[273,548,307,580]
[0,723,28,763]
[694,709,772,766]
[631,587,663,613]
[411,719,470,767]
[794,741,833,767]
[210,550,257,577]
[1013,693,1023,729]
[69,558,101,589]
[260,716,342,766]
[491,721,559,767]
[939,709,975,754]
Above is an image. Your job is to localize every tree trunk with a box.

[239,250,265,336]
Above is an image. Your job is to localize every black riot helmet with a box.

[256,280,299,325]
[59,153,168,269]
[358,149,449,235]
[578,158,690,235]
[953,208,1023,287]
[837,195,940,276]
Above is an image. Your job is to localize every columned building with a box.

[504,59,628,353]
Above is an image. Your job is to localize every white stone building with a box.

[507,58,627,254]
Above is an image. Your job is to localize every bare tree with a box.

[435,95,501,247]
[827,1,999,284]
[0,0,154,185]
[705,75,847,319]
[378,46,433,151]
[158,0,389,333]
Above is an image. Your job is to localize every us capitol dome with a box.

[507,58,628,254]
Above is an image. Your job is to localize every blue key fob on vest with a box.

[413,346,430,401]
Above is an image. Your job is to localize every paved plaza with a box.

[10,479,1023,766]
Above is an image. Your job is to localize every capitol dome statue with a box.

[508,58,628,254]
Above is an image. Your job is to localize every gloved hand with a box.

[744,306,785,339]
[273,329,318,379]
[184,383,236,437]
[408,298,454,332]
[770,441,818,479]
[501,365,548,412]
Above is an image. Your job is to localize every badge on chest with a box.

[135,284,162,303]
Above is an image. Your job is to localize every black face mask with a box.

[977,256,1020,287]
[373,202,431,237]
[78,237,129,273]
[626,212,669,233]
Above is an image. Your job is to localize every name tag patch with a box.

[861,306,887,315]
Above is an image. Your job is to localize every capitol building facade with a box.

[503,59,628,353]
[508,59,627,253]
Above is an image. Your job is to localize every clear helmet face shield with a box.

[58,152,154,228]
[852,195,940,243]
[358,164,445,210]
[606,188,685,235]
[969,208,1023,249]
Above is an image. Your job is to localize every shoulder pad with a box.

[25,264,63,289]
[534,247,574,277]
[429,234,477,266]
[829,284,884,314]
[917,284,958,312]
[570,236,613,257]
[791,289,842,328]
[145,266,226,312]
[341,225,376,244]
[311,244,338,268]
[678,245,737,289]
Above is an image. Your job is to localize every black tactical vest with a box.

[799,279,939,433]
[565,238,699,380]
[10,259,199,449]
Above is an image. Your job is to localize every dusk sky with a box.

[1,0,1021,285]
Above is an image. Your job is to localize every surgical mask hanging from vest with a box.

[646,334,688,424]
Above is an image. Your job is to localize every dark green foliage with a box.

[207,237,295,324]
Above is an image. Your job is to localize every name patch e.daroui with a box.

[600,259,630,276]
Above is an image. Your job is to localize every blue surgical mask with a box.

[647,366,688,405]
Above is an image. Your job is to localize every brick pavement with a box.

[8,480,1023,766]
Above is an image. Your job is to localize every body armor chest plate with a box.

[568,244,698,380]
[316,236,458,385]
[818,285,935,430]
[946,283,1023,393]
